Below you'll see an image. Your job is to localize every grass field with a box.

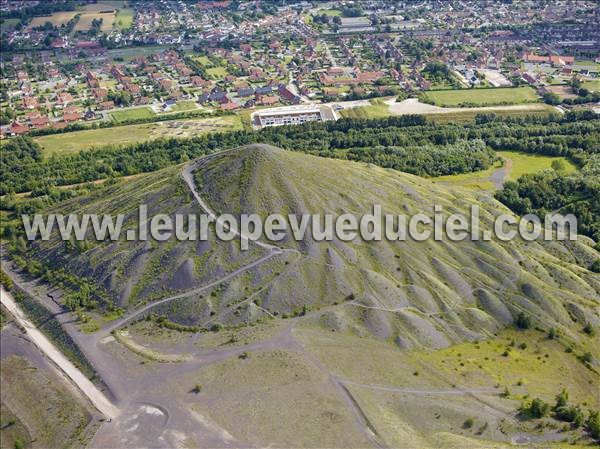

[426,104,557,123]
[166,100,198,113]
[74,12,116,31]
[206,66,228,79]
[1,356,93,449]
[34,115,243,155]
[0,18,20,33]
[432,150,577,190]
[317,8,342,16]
[193,55,212,66]
[29,3,118,30]
[498,150,577,181]
[423,87,539,107]
[582,80,600,92]
[109,107,155,122]
[114,7,134,29]
[339,98,391,119]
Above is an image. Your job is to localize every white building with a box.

[252,105,337,129]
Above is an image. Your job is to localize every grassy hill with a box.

[30,144,599,349]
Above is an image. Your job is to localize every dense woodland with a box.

[1,111,599,243]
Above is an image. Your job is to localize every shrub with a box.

[583,323,596,336]
[555,389,569,409]
[555,405,585,428]
[522,398,550,418]
[515,312,531,329]
[210,322,223,332]
[463,418,475,429]
[586,410,600,440]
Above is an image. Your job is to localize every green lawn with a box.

[166,101,198,113]
[109,107,155,122]
[317,8,342,16]
[582,80,600,92]
[432,150,577,190]
[426,104,558,124]
[423,87,539,107]
[206,66,228,79]
[0,18,20,33]
[340,99,391,119]
[497,150,577,181]
[193,55,212,66]
[115,8,134,29]
[34,124,155,155]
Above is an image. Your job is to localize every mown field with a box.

[432,150,578,190]
[583,80,600,92]
[339,99,391,119]
[115,7,134,29]
[29,2,119,31]
[423,87,539,107]
[34,115,244,155]
[109,107,156,122]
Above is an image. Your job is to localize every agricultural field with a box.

[423,87,539,107]
[28,2,119,31]
[109,106,156,122]
[33,115,243,155]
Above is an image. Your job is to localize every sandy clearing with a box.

[0,286,119,419]
[385,98,554,115]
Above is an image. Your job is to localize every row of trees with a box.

[3,113,599,196]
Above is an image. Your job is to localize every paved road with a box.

[0,286,119,419]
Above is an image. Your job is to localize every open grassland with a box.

[166,100,199,113]
[29,3,118,30]
[417,328,600,408]
[583,80,600,92]
[498,150,578,181]
[34,115,243,155]
[426,104,558,123]
[340,99,392,119]
[167,349,373,448]
[206,66,228,79]
[74,12,116,32]
[432,150,578,190]
[295,323,599,447]
[0,403,30,449]
[0,355,93,449]
[192,55,212,66]
[109,106,156,122]
[114,8,134,29]
[432,160,502,190]
[423,87,539,107]
[0,18,20,33]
